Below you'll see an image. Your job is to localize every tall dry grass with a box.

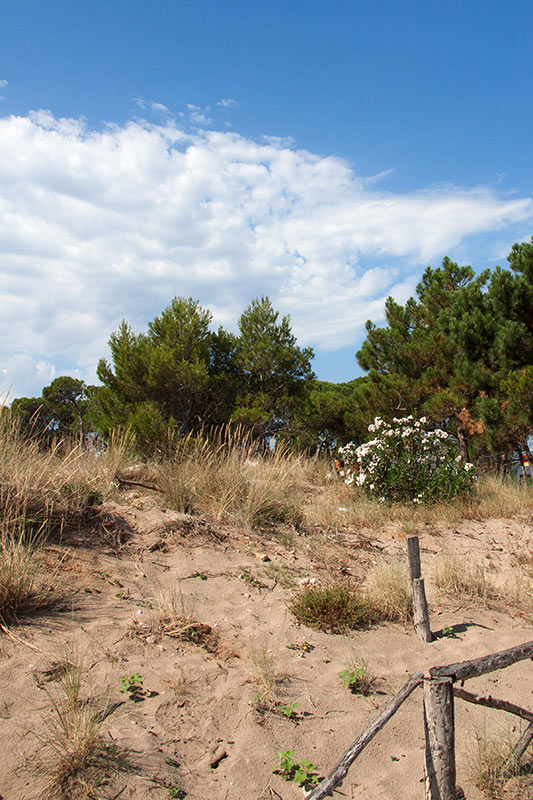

[0,523,57,625]
[157,426,305,527]
[302,472,533,530]
[0,412,132,539]
[36,645,123,799]
[435,554,498,604]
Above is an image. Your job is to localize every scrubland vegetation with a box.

[2,236,533,798]
[0,409,532,798]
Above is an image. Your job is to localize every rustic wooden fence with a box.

[305,640,533,799]
[304,537,532,799]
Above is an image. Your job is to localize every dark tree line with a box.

[10,237,533,468]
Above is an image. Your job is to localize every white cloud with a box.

[0,110,532,398]
[216,98,239,109]
[0,78,7,100]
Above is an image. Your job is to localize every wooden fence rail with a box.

[304,672,424,800]
[304,640,533,800]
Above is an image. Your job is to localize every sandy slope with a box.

[0,491,531,800]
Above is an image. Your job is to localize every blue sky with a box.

[2,0,533,398]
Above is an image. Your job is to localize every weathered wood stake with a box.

[413,578,433,642]
[407,535,422,582]
[453,686,533,723]
[424,677,456,800]
[407,536,432,642]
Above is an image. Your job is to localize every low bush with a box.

[338,415,475,505]
[289,583,374,633]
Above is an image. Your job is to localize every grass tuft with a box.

[36,647,124,799]
[435,554,497,604]
[0,527,57,625]
[366,561,412,624]
[157,425,304,528]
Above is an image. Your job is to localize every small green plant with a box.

[273,749,320,788]
[441,625,454,637]
[277,701,300,719]
[286,641,315,652]
[339,667,377,695]
[167,788,186,799]
[119,673,144,697]
[289,583,373,633]
[240,568,267,589]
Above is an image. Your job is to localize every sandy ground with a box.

[0,490,532,800]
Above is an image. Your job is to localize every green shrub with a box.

[339,416,475,504]
[289,583,373,633]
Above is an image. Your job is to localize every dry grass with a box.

[366,561,412,624]
[435,554,498,604]
[157,426,305,528]
[0,413,133,541]
[150,586,217,648]
[469,725,530,799]
[36,646,123,799]
[0,526,57,624]
[302,473,533,531]
[250,642,280,705]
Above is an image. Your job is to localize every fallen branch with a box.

[304,671,424,800]
[115,477,163,492]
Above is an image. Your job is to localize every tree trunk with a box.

[456,427,470,463]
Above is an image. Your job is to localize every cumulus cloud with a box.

[1,110,532,398]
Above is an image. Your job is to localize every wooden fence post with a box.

[424,677,456,800]
[407,536,432,642]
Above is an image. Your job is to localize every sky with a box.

[2,0,533,399]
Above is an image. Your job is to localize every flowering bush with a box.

[338,416,475,504]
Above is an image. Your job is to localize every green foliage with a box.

[339,415,475,504]
[291,377,371,453]
[232,296,314,436]
[94,295,314,453]
[167,788,186,799]
[273,750,320,788]
[277,701,300,719]
[355,242,533,465]
[338,667,375,695]
[119,673,143,697]
[11,377,95,447]
[289,583,373,633]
